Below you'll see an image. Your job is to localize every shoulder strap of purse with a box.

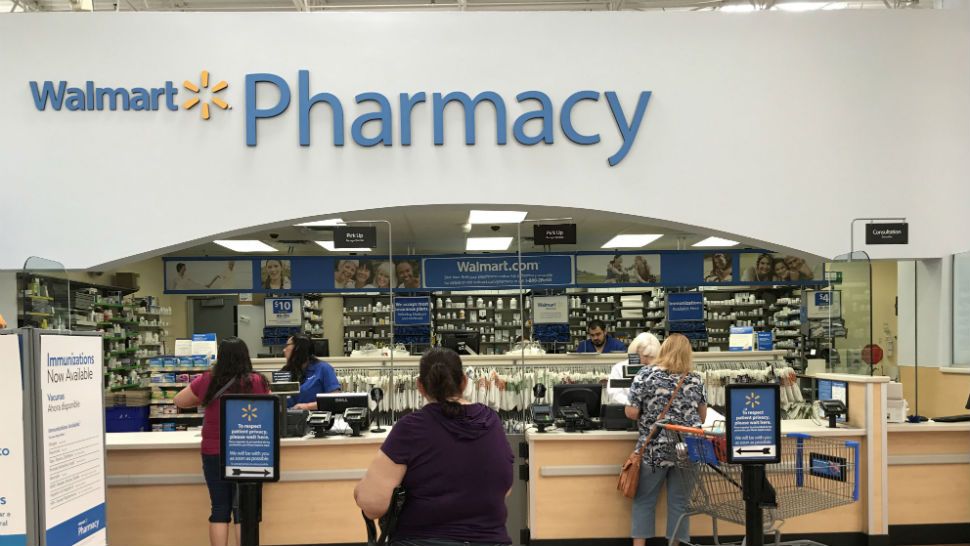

[634,372,689,457]
[203,375,239,407]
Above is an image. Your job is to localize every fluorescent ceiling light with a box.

[296,218,345,227]
[692,236,740,247]
[213,240,278,253]
[314,241,372,252]
[774,1,830,11]
[719,4,757,11]
[601,234,663,248]
[467,210,527,224]
[466,237,514,251]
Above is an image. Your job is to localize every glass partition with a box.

[954,250,970,367]
[818,252,874,375]
[20,256,70,330]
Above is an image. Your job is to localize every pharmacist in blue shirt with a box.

[576,320,628,353]
[280,333,341,410]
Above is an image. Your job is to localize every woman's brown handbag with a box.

[617,373,688,498]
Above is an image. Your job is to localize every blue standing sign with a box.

[221,395,281,482]
[394,297,432,325]
[667,292,704,322]
[726,383,781,464]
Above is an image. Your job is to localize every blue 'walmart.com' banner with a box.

[422,255,574,289]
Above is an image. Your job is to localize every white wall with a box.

[1,11,969,269]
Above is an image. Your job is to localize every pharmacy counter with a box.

[106,430,389,546]
[885,421,970,542]
[525,420,867,544]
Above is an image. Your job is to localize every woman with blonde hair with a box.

[625,333,707,546]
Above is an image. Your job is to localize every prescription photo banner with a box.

[422,255,574,289]
[0,333,27,546]
[38,334,106,546]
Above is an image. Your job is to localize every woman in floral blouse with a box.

[625,333,707,546]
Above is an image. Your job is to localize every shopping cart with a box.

[654,424,860,546]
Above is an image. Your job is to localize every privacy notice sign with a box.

[39,334,106,546]
[221,395,280,482]
[0,333,27,546]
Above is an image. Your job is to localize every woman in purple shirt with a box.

[355,348,514,546]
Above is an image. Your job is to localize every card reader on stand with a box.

[343,407,370,437]
[307,411,334,438]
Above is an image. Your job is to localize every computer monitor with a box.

[553,383,603,419]
[312,339,330,358]
[441,331,481,355]
[316,392,368,414]
[818,379,849,423]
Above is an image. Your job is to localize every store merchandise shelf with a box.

[24,294,54,301]
[96,302,125,309]
[106,365,147,373]
[345,311,390,315]
[150,400,175,405]
[344,324,387,328]
[22,311,53,317]
[150,382,190,388]
[109,383,146,391]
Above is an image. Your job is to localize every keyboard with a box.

[931,414,970,423]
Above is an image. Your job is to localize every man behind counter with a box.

[576,319,628,353]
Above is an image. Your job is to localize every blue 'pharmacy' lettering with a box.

[247,71,652,166]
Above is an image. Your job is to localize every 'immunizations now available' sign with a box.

[0,334,27,546]
[39,335,107,546]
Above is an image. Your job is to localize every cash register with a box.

[269,371,308,438]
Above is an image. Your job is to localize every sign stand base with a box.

[239,482,261,546]
[742,464,777,546]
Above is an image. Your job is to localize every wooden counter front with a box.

[106,431,385,546]
[527,423,867,541]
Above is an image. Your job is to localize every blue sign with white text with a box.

[667,293,704,322]
[222,396,279,482]
[726,384,780,464]
[422,255,574,289]
[394,297,432,326]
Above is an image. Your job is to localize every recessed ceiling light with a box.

[601,234,663,248]
[692,236,740,247]
[467,210,527,225]
[296,218,345,227]
[314,241,373,252]
[213,240,279,253]
[466,237,514,251]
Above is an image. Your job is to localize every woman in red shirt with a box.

[175,337,269,546]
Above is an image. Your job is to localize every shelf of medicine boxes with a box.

[341,295,393,350]
[568,292,664,346]
[302,297,325,336]
[429,295,528,350]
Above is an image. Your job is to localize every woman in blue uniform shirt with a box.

[280,333,340,410]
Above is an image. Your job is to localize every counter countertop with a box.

[526,419,865,442]
[887,421,970,433]
[107,429,391,450]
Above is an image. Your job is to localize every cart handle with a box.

[659,424,706,436]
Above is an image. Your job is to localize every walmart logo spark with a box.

[182,70,230,120]
[745,392,761,409]
[241,403,258,422]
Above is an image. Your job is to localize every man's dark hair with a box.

[588,319,606,332]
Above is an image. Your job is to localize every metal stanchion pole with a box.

[238,481,261,546]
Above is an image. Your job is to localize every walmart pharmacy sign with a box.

[28,70,653,166]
